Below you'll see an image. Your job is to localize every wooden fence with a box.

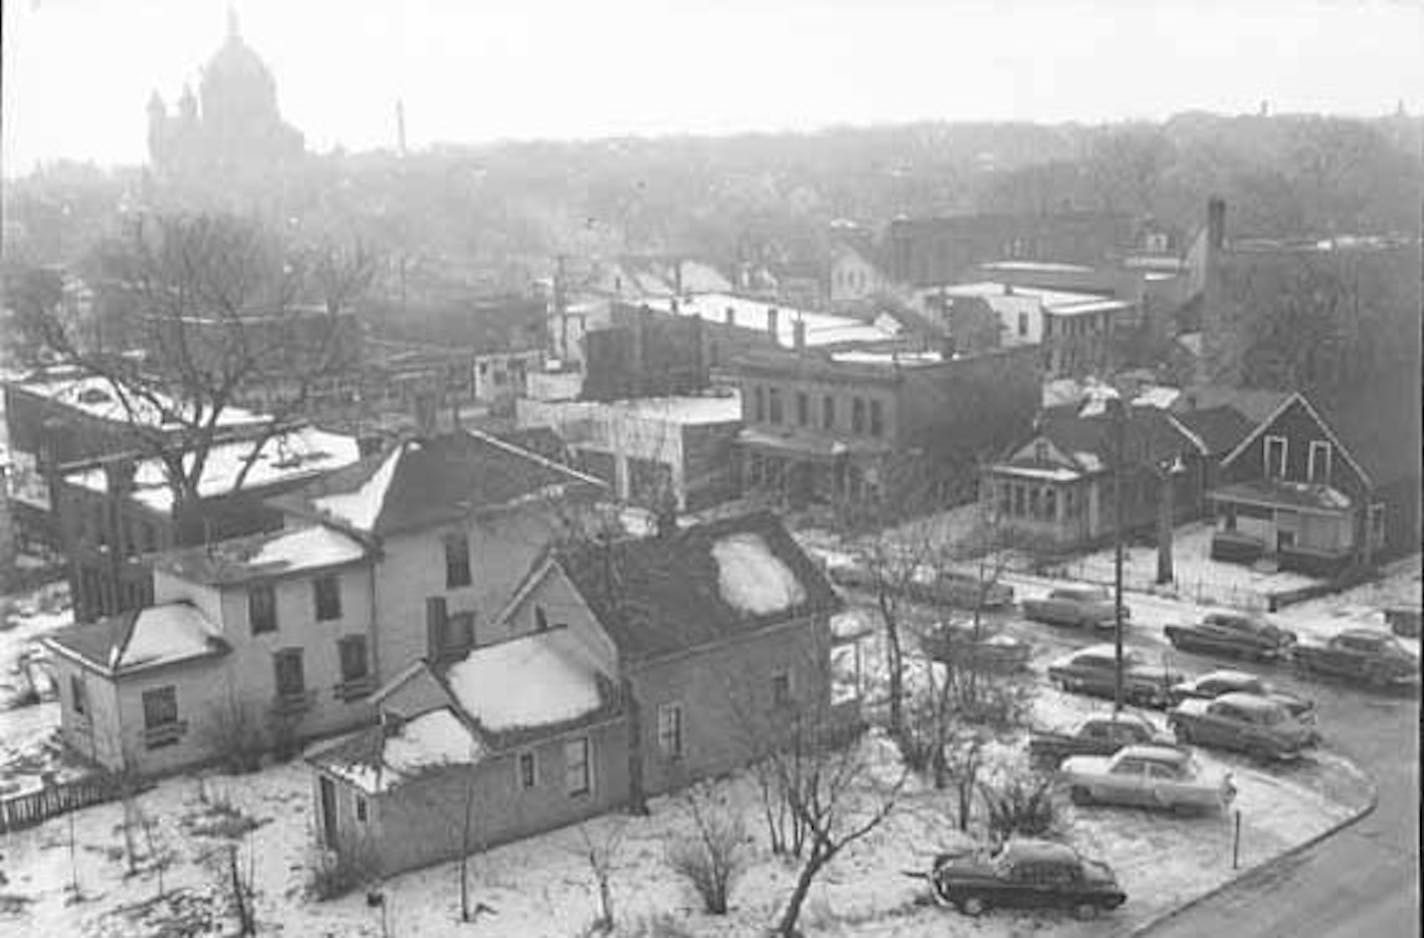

[0,773,131,834]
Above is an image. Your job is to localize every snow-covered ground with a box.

[1273,554,1422,653]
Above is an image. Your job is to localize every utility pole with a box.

[1110,396,1127,714]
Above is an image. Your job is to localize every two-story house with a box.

[42,429,607,777]
[305,511,844,877]
[726,343,1040,512]
[1208,380,1421,576]
[42,522,377,776]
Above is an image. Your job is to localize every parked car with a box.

[1061,744,1236,814]
[1293,629,1420,687]
[1164,612,1297,661]
[931,839,1126,919]
[1047,644,1182,708]
[1029,714,1175,769]
[1167,692,1319,761]
[825,556,876,591]
[921,621,1032,673]
[1023,586,1128,630]
[908,567,1015,610]
[1167,669,1316,722]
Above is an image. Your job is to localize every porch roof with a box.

[987,463,1083,483]
[737,427,892,460]
[1210,479,1353,512]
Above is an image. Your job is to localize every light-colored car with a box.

[1046,643,1183,708]
[1062,745,1236,814]
[1168,692,1319,761]
[1167,669,1316,722]
[1023,586,1129,630]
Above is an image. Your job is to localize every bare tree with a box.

[666,782,748,915]
[574,820,629,934]
[17,211,377,543]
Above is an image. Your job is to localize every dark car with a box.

[931,839,1126,920]
[1167,669,1316,722]
[1167,692,1319,761]
[1023,586,1129,630]
[908,568,1015,611]
[1294,629,1420,687]
[1164,612,1297,661]
[1029,713,1175,768]
[921,621,1032,674]
[1047,644,1183,708]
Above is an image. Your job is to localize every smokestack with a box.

[767,306,780,344]
[1207,197,1226,251]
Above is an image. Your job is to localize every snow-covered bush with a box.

[666,785,747,915]
[978,774,1060,846]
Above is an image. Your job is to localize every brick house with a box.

[1208,380,1421,576]
[306,511,844,877]
[727,344,1040,511]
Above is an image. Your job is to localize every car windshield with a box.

[1254,706,1285,725]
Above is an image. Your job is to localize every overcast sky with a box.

[3,0,1421,176]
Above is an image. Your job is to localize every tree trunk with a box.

[623,678,648,815]
[775,849,828,937]
[882,608,905,741]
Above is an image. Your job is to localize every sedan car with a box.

[921,621,1032,673]
[1061,745,1236,814]
[1167,692,1319,761]
[1164,612,1297,661]
[1047,644,1183,708]
[931,839,1125,920]
[1029,714,1175,768]
[1023,586,1129,630]
[908,568,1015,610]
[1167,669,1316,722]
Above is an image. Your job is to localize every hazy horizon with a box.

[4,0,1422,178]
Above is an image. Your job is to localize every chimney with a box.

[1207,197,1226,251]
[725,306,735,327]
[1003,283,1014,296]
[670,297,680,314]
[793,318,807,354]
[766,306,780,344]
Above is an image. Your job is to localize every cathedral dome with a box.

[199,11,279,127]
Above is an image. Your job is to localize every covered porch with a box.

[1208,479,1358,577]
[738,428,891,509]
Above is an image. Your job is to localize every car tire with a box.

[1075,902,1101,921]
[1247,742,1274,764]
[1070,785,1093,805]
[959,896,988,917]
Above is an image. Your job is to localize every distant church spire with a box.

[227,4,240,40]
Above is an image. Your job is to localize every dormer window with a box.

[1034,441,1050,463]
[1308,440,1332,483]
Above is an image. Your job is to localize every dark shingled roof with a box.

[281,429,603,537]
[1315,375,1422,488]
[1024,405,1200,470]
[1173,405,1256,456]
[557,511,842,663]
[43,611,139,671]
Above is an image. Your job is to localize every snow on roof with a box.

[112,603,224,670]
[312,442,406,532]
[66,426,360,513]
[384,709,483,777]
[829,350,945,366]
[1132,385,1182,409]
[994,464,1082,482]
[610,394,742,424]
[14,370,265,430]
[643,293,898,349]
[711,532,808,616]
[980,260,1096,273]
[935,282,1130,315]
[245,525,367,571]
[446,629,606,733]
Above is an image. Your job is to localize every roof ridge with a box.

[461,427,608,489]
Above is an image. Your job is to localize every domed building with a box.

[147,10,305,182]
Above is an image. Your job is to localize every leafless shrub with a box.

[666,784,748,915]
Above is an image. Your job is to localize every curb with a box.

[1127,761,1380,936]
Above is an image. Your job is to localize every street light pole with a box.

[1111,397,1127,714]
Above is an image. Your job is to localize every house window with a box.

[1369,503,1386,547]
[442,611,475,655]
[657,702,684,759]
[70,675,87,717]
[338,636,369,683]
[1044,487,1058,520]
[796,392,809,426]
[1264,436,1288,479]
[314,575,342,621]
[565,737,591,796]
[355,795,368,822]
[769,389,783,425]
[1308,441,1332,483]
[535,605,550,632]
[771,670,792,707]
[518,751,538,790]
[248,584,277,635]
[822,396,835,430]
[852,398,866,434]
[753,386,765,422]
[1018,312,1029,337]
[274,649,306,698]
[1034,441,1050,463]
[142,685,178,736]
[869,400,884,437]
[444,532,472,588]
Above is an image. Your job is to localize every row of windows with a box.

[1263,436,1334,484]
[995,481,1085,522]
[749,385,885,437]
[512,737,591,797]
